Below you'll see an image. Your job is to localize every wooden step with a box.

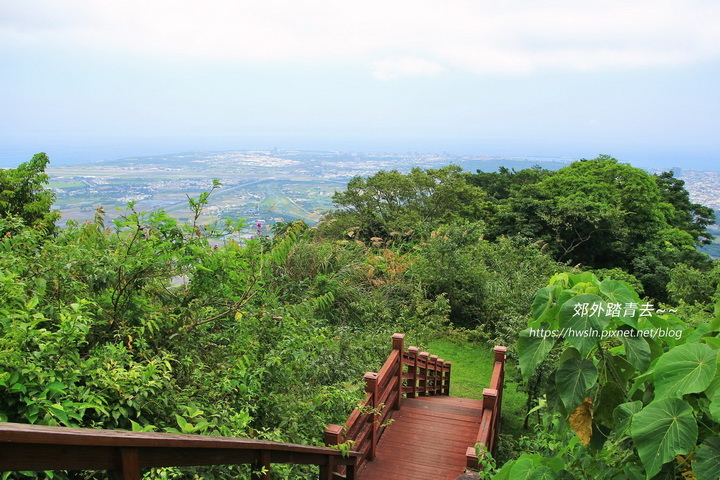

[359,397,483,480]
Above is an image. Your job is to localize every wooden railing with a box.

[0,421,359,480]
[324,333,452,477]
[465,345,507,468]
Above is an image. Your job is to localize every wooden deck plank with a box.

[359,397,482,480]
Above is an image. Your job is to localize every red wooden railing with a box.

[0,337,505,479]
[0,421,359,480]
[324,333,452,478]
[465,345,507,468]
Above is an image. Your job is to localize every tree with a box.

[0,152,59,234]
[409,222,559,331]
[654,170,715,245]
[466,165,551,201]
[321,165,492,240]
[485,155,713,300]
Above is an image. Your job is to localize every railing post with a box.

[428,355,438,395]
[324,426,356,480]
[443,361,452,395]
[110,448,141,480]
[493,346,507,406]
[319,455,335,480]
[483,388,498,411]
[418,352,429,396]
[437,359,444,395]
[483,388,499,454]
[392,333,404,410]
[324,424,344,447]
[251,450,271,480]
[407,346,419,398]
[493,346,507,446]
[364,372,379,461]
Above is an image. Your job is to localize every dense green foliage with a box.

[1,153,718,479]
[408,222,558,332]
[504,273,720,479]
[323,155,715,302]
[324,165,491,240]
[0,153,59,235]
[0,161,455,478]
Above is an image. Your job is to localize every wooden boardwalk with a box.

[360,396,483,480]
[0,397,485,480]
[324,334,506,480]
[0,334,506,480]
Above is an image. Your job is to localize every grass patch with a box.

[426,337,528,442]
[426,339,494,399]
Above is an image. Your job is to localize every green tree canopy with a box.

[0,153,59,234]
[654,170,715,245]
[321,165,492,240]
[476,155,713,300]
[321,156,713,300]
[465,164,551,201]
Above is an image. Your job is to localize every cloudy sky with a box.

[1,0,719,169]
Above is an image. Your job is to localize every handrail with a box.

[0,421,360,480]
[465,345,507,469]
[324,333,452,478]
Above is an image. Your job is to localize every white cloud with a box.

[372,56,446,80]
[2,0,719,75]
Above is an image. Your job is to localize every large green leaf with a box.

[599,279,637,302]
[531,285,559,326]
[708,389,720,423]
[558,294,607,356]
[704,336,720,350]
[555,357,597,411]
[493,462,512,480]
[593,381,625,428]
[654,342,717,399]
[529,466,558,479]
[644,335,665,364]
[686,323,712,344]
[605,352,639,385]
[600,279,640,328]
[501,456,560,480]
[704,356,720,399]
[567,272,598,287]
[622,331,651,373]
[505,457,535,480]
[517,328,555,381]
[695,437,720,480]
[495,453,563,479]
[631,398,697,479]
[613,400,642,435]
[710,302,720,331]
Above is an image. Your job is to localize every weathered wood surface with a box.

[360,396,483,480]
[0,422,359,479]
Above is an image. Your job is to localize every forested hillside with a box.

[2,154,719,479]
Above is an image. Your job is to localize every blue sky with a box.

[1,0,719,170]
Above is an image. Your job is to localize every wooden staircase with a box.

[0,333,506,480]
[324,334,507,480]
[360,396,483,480]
